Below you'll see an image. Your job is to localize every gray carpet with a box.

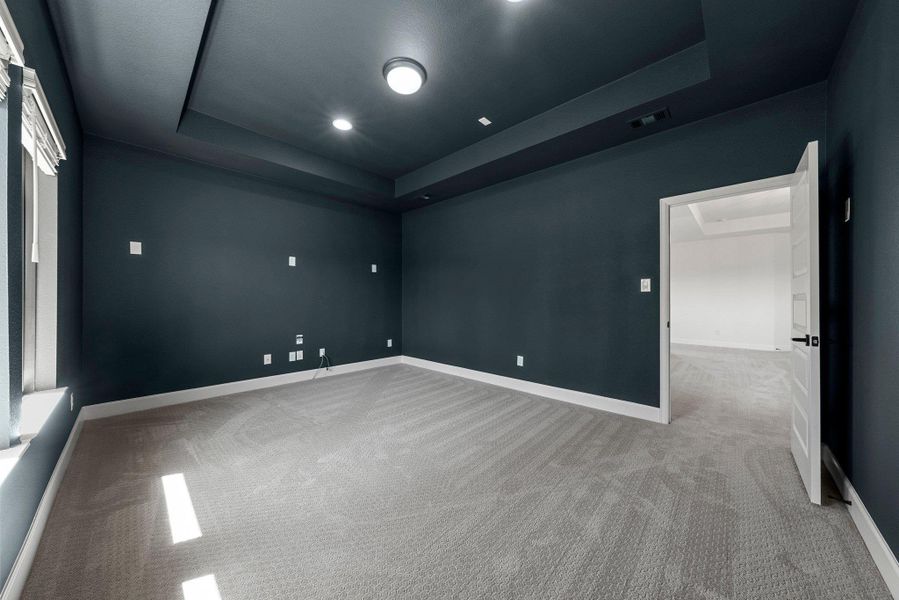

[22,349,891,599]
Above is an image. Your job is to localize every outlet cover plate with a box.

[640,278,652,293]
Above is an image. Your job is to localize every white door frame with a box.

[658,173,796,424]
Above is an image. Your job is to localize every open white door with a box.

[789,141,821,505]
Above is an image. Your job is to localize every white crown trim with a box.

[22,68,66,175]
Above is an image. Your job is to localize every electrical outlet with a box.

[319,348,326,357]
[296,334,303,345]
[263,354,272,365]
[129,241,142,255]
[640,278,652,293]
[371,264,378,273]
[288,256,296,267]
[516,355,524,367]
[387,339,393,348]
[289,351,296,362]
[297,350,304,360]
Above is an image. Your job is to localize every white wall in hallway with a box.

[670,232,791,351]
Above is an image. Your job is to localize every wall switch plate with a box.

[640,278,652,293]
[387,339,393,348]
[263,354,272,365]
[288,256,296,267]
[289,351,296,362]
[371,264,378,273]
[298,350,303,360]
[319,348,325,357]
[296,334,303,345]
[129,241,142,255]
[516,355,524,367]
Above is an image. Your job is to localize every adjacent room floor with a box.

[23,351,890,599]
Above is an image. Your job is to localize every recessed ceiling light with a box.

[478,117,492,126]
[383,57,427,95]
[332,118,353,131]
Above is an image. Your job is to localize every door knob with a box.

[792,335,810,346]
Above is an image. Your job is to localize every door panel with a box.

[789,141,821,505]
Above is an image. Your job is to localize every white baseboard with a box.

[401,356,662,423]
[823,445,899,599]
[4,363,893,600]
[671,338,785,352]
[0,413,85,600]
[1,352,657,599]
[81,356,402,421]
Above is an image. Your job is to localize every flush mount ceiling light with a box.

[383,57,427,95]
[332,118,353,131]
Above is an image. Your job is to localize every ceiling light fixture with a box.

[383,57,427,95]
[332,118,353,131]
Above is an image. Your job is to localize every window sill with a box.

[0,387,67,486]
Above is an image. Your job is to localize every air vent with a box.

[628,108,671,129]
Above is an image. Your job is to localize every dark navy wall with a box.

[1,0,84,590]
[403,84,826,407]
[81,137,402,405]
[823,0,899,557]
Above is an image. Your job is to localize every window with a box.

[21,68,64,393]
[0,1,66,460]
[0,0,25,453]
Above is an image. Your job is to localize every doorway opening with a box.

[659,142,822,504]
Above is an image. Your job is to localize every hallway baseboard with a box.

[671,338,785,352]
